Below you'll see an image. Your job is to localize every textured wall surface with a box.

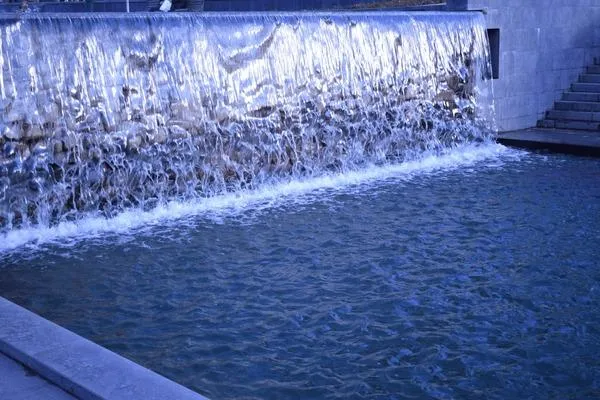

[449,0,600,131]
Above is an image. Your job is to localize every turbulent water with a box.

[0,144,510,252]
[2,151,600,400]
[0,12,493,234]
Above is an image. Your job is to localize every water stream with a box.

[0,12,493,237]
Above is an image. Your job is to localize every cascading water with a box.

[0,12,494,233]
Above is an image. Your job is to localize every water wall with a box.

[0,12,493,232]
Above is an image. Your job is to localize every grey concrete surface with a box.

[448,0,600,132]
[555,100,600,112]
[0,353,76,400]
[498,128,600,157]
[0,297,209,400]
[537,60,600,130]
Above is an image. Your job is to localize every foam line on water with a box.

[0,144,524,253]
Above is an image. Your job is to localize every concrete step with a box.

[498,128,600,157]
[546,109,600,122]
[538,61,600,132]
[537,119,556,128]
[572,82,600,92]
[562,92,600,102]
[580,74,600,83]
[555,120,600,131]
[588,65,600,74]
[555,101,600,112]
[537,119,600,134]
[538,118,600,131]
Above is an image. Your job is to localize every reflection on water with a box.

[1,151,600,399]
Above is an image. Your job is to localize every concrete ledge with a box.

[498,128,600,157]
[0,353,75,399]
[0,297,209,400]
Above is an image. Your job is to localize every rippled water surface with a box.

[1,148,600,399]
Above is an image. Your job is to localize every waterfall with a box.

[0,12,493,232]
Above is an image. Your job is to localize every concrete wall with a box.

[448,0,600,131]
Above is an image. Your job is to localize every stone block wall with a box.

[448,0,600,131]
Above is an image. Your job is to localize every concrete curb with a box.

[497,128,600,157]
[0,297,209,400]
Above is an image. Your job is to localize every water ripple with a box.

[1,152,600,399]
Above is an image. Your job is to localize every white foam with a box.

[0,143,524,253]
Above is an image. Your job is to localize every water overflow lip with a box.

[1,11,494,241]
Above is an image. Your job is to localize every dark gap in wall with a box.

[487,28,500,79]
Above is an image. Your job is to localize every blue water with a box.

[1,147,600,399]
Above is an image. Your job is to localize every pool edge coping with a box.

[0,296,209,400]
[497,128,600,157]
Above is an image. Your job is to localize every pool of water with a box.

[1,145,600,399]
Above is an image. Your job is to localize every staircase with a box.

[538,60,600,131]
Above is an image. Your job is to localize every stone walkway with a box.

[0,353,76,400]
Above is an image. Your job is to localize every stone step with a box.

[588,65,600,74]
[498,129,600,157]
[572,82,600,92]
[579,74,600,83]
[537,119,556,129]
[555,120,600,131]
[555,101,600,112]
[546,110,600,122]
[538,61,600,132]
[562,92,600,102]
[538,119,600,131]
